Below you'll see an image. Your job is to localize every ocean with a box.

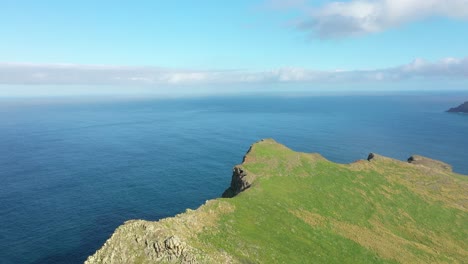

[0,93,467,263]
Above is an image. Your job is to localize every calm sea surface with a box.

[0,93,467,263]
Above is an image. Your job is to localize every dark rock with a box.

[367,153,375,162]
[222,166,251,198]
[447,101,468,113]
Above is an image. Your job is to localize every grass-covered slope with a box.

[86,139,468,264]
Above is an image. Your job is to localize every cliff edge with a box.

[86,139,468,264]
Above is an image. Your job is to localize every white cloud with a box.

[267,0,468,38]
[0,57,467,87]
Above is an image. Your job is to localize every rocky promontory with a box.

[86,139,468,264]
[447,101,468,113]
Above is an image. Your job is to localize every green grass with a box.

[193,139,468,263]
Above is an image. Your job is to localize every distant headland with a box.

[447,101,468,113]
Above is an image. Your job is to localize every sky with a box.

[1,0,467,96]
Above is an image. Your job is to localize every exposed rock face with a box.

[85,221,198,264]
[222,166,251,198]
[222,140,265,198]
[408,155,452,172]
[86,199,235,264]
[162,236,190,260]
[447,101,468,113]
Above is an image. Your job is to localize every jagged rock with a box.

[164,236,185,256]
[85,221,200,264]
[222,166,251,198]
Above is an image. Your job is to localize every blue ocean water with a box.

[0,93,467,264]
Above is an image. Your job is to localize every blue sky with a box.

[1,0,467,96]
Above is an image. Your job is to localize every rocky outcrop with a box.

[85,221,199,264]
[222,166,251,198]
[367,153,389,162]
[222,140,267,198]
[408,155,452,172]
[85,199,236,264]
[447,101,468,113]
[368,152,453,172]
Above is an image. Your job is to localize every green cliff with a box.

[86,139,468,263]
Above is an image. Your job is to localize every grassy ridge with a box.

[195,139,467,263]
[87,139,467,263]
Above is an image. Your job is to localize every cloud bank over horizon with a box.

[0,57,467,88]
[266,0,468,38]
